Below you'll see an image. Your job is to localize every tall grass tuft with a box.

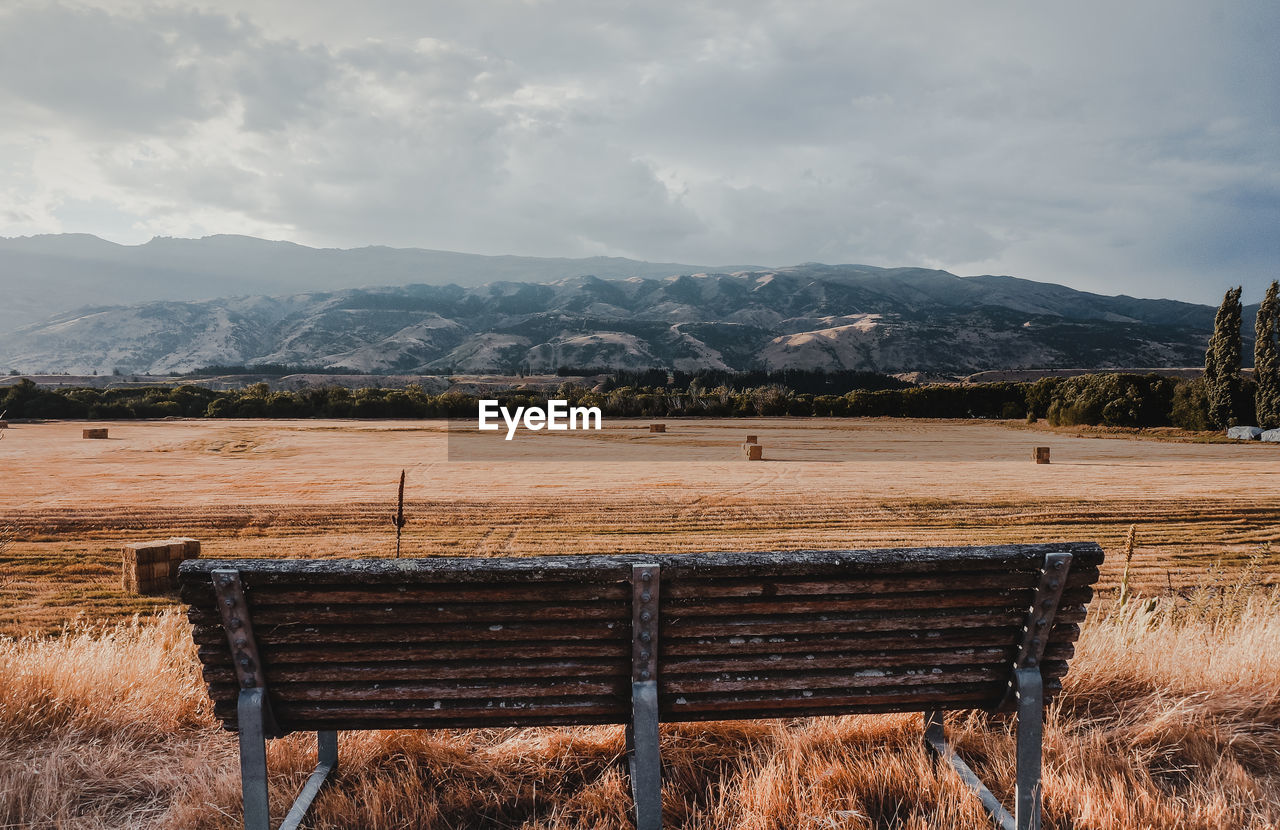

[1117,523,1136,607]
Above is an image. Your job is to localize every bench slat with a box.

[662,609,1026,637]
[661,627,1023,656]
[225,601,628,626]
[665,587,1086,616]
[191,621,631,646]
[179,543,1104,585]
[208,677,628,701]
[663,568,1099,599]
[201,642,631,663]
[235,583,632,606]
[663,665,1005,693]
[201,659,628,683]
[213,676,1063,731]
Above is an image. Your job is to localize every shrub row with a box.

[0,373,1237,428]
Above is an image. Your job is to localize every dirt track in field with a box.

[3,417,1278,635]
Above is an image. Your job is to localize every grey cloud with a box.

[0,3,214,132]
[0,0,1276,303]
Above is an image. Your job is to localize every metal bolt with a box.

[229,617,242,629]
[1036,618,1047,628]
[1049,580,1060,590]
[1031,638,1041,650]
[640,631,651,643]
[235,637,247,648]
[224,597,235,607]
[239,656,252,668]
[1054,560,1065,570]
[1042,599,1054,609]
[641,611,652,623]
[1026,657,1037,667]
[641,650,650,660]
[641,592,651,603]
[242,676,255,688]
[641,571,652,582]
[640,670,651,680]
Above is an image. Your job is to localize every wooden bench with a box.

[180,541,1103,830]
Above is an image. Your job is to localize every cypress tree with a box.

[1256,280,1280,429]
[1205,286,1243,429]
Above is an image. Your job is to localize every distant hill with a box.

[0,233,728,333]
[0,260,1251,375]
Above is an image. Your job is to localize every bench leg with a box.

[237,689,340,830]
[238,689,272,830]
[1013,667,1043,830]
[923,667,1044,830]
[627,680,662,830]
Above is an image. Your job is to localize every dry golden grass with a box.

[1,594,1277,829]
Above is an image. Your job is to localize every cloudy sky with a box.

[0,0,1276,303]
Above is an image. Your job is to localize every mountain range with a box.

[0,234,729,335]
[0,236,1246,375]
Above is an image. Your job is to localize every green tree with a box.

[1205,286,1243,428]
[1255,280,1280,429]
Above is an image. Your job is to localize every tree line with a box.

[0,371,1249,429]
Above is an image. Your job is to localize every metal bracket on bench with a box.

[999,552,1072,712]
[212,569,279,733]
[924,552,1072,830]
[627,563,663,830]
[214,569,338,830]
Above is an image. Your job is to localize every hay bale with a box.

[1262,429,1280,443]
[649,423,666,433]
[122,537,200,594]
[744,434,757,444]
[1033,446,1051,464]
[745,444,763,461]
[83,428,109,439]
[1227,426,1263,440]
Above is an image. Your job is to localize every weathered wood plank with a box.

[662,568,1099,599]
[661,681,1005,713]
[663,666,1004,693]
[190,620,629,647]
[661,609,1026,637]
[200,642,631,664]
[656,679,1064,720]
[245,583,631,606]
[208,678,628,701]
[207,682,1063,730]
[663,647,1013,674]
[241,602,628,626]
[179,542,1105,587]
[661,627,1020,656]
[209,659,628,683]
[664,587,1093,617]
[189,593,1085,629]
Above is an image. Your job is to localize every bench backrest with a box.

[180,542,1103,735]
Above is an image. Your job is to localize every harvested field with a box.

[2,418,1278,635]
